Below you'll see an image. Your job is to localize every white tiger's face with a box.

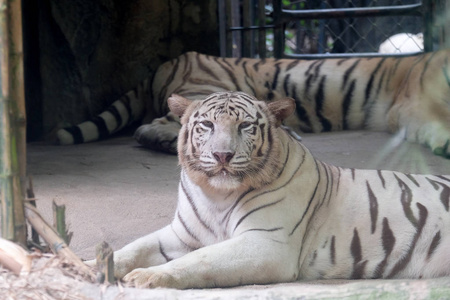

[171,92,292,191]
[189,95,269,190]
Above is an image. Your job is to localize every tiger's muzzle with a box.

[212,151,235,164]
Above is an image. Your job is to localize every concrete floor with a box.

[26,131,450,298]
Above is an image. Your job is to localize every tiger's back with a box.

[152,51,449,132]
[59,50,450,158]
[147,51,450,156]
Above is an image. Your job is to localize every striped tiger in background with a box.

[86,91,450,289]
[58,50,450,158]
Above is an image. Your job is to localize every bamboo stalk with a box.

[52,201,66,236]
[52,200,72,245]
[26,177,40,246]
[0,0,27,245]
[24,203,94,277]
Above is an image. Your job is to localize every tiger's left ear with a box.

[267,98,296,126]
[168,94,192,117]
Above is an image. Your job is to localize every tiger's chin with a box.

[208,172,243,191]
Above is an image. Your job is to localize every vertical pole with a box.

[445,0,450,48]
[242,0,252,57]
[0,0,27,245]
[218,0,227,57]
[231,0,242,57]
[435,0,449,49]
[273,0,284,58]
[258,0,266,58]
[225,0,233,57]
[423,0,435,52]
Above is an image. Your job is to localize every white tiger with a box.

[87,91,450,289]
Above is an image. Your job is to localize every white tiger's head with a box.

[168,91,295,191]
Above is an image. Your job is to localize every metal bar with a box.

[318,1,326,53]
[435,0,446,48]
[258,0,266,58]
[228,25,276,31]
[225,0,232,57]
[273,0,284,58]
[422,0,434,52]
[283,51,424,59]
[280,3,424,20]
[218,0,227,57]
[294,1,302,55]
[250,0,256,57]
[243,0,251,57]
[231,0,242,57]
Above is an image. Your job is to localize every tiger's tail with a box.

[57,78,150,145]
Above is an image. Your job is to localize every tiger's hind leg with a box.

[386,53,450,158]
[414,121,450,158]
[387,96,450,158]
[134,112,181,154]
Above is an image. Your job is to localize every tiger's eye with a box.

[200,120,214,129]
[239,121,253,130]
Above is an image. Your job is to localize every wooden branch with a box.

[24,203,94,277]
[96,241,115,284]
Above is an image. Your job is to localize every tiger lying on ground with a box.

[86,91,450,289]
[58,50,450,158]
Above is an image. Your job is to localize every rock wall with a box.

[31,0,218,139]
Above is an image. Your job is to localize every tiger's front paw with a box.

[123,267,184,289]
[134,113,181,154]
[412,122,450,158]
[428,129,450,158]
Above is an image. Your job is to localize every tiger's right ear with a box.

[267,97,296,125]
[168,94,192,117]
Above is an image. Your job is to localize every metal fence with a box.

[218,0,440,58]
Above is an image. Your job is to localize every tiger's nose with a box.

[213,151,235,164]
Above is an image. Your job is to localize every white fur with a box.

[94,93,450,289]
[379,33,423,53]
